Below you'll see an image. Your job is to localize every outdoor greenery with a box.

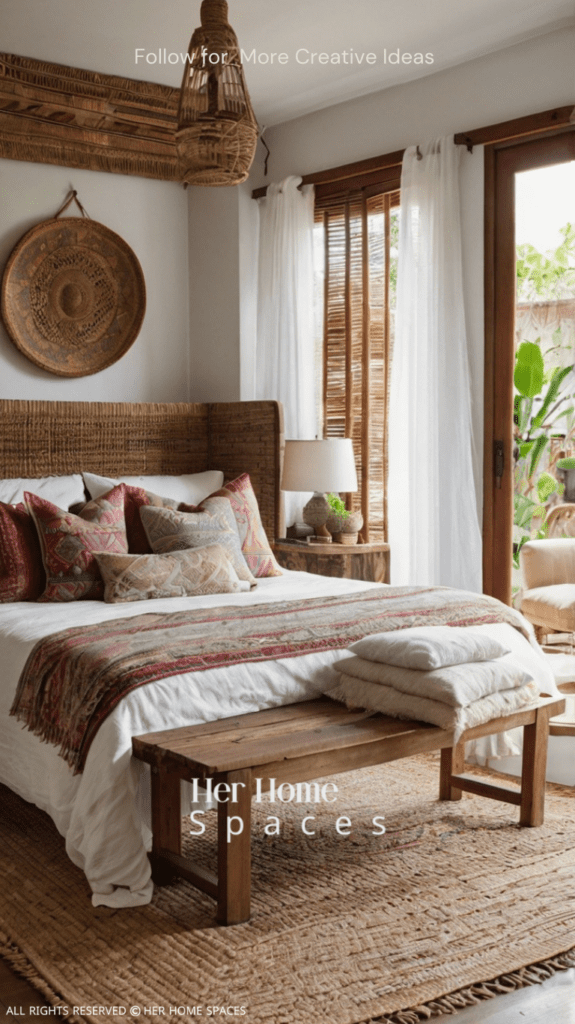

[513,222,575,570]
[517,223,575,301]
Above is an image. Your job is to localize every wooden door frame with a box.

[483,128,575,603]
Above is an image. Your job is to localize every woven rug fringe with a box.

[0,932,86,1024]
[365,948,575,1024]
[2,928,574,1024]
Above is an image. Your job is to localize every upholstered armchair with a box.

[546,503,575,538]
[520,538,575,643]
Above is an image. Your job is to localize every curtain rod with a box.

[251,104,575,199]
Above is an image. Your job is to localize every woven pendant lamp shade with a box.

[177,0,258,186]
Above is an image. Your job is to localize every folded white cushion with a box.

[328,674,538,741]
[83,470,224,506]
[0,474,86,508]
[336,654,532,708]
[349,625,510,671]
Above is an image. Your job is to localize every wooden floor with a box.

[1,959,574,1023]
[0,960,50,1021]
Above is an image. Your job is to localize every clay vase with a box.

[328,509,363,544]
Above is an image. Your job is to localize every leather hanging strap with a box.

[53,189,90,220]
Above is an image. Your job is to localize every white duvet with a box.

[0,572,559,908]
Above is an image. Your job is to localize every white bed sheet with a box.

[0,572,559,908]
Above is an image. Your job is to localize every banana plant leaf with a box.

[514,394,533,434]
[528,434,549,478]
[532,364,573,429]
[537,471,562,502]
[514,341,544,398]
[514,492,545,529]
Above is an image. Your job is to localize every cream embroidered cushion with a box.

[140,498,256,587]
[348,626,510,671]
[94,544,249,603]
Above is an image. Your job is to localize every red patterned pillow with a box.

[0,501,45,602]
[71,485,178,554]
[25,487,129,602]
[194,474,282,578]
[121,485,178,554]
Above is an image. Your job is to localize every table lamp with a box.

[281,439,358,543]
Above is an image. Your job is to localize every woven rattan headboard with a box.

[0,399,285,541]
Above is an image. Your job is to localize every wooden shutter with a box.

[317,187,399,542]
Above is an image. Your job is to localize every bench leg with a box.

[520,705,550,827]
[439,742,465,801]
[151,766,181,885]
[217,768,252,925]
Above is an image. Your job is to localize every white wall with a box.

[0,160,190,402]
[187,181,260,403]
[187,186,241,402]
[251,27,575,185]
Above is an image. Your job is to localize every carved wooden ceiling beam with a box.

[0,53,181,181]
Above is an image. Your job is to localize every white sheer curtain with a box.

[388,137,482,592]
[256,175,317,525]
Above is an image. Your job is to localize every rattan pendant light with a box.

[177,0,258,186]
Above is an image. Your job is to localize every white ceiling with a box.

[3,0,574,126]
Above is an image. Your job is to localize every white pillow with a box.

[348,626,511,671]
[82,470,224,506]
[0,475,86,508]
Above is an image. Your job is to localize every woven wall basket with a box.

[1,193,146,378]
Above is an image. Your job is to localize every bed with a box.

[0,398,562,910]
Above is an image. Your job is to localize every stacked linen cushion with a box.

[327,626,539,740]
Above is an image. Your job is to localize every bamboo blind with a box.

[316,188,399,542]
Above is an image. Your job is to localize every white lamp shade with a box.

[281,439,358,493]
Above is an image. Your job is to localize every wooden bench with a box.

[132,694,564,925]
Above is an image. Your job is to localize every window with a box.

[314,186,400,542]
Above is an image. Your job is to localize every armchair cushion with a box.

[520,538,575,591]
[521,584,575,633]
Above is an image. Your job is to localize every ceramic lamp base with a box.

[302,492,331,540]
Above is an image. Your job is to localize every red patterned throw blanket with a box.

[10,586,531,773]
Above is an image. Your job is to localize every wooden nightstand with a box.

[273,540,390,583]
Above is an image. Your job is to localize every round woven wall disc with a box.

[1,217,146,377]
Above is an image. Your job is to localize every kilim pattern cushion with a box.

[0,501,45,602]
[195,474,282,578]
[140,497,256,586]
[26,487,129,602]
[94,543,245,604]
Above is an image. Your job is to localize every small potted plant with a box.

[326,493,363,544]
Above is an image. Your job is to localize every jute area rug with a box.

[1,754,575,1024]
